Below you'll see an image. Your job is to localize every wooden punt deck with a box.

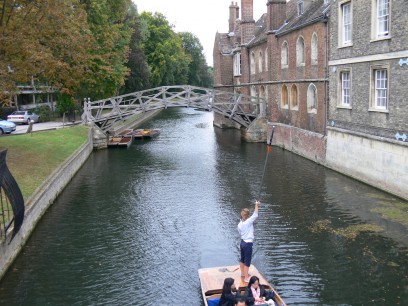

[133,129,160,139]
[198,265,286,306]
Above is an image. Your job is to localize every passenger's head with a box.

[248,275,260,289]
[235,297,246,306]
[241,208,250,220]
[222,277,236,294]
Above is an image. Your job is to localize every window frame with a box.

[259,51,263,73]
[337,68,352,108]
[369,65,389,112]
[296,36,305,66]
[233,52,242,76]
[290,84,299,110]
[281,41,289,68]
[307,83,318,113]
[311,33,318,65]
[265,48,268,72]
[338,0,353,48]
[250,52,256,75]
[281,84,289,109]
[371,0,391,41]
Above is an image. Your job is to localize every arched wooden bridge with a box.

[81,86,265,134]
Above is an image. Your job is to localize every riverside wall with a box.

[266,122,408,200]
[326,127,408,201]
[0,128,94,280]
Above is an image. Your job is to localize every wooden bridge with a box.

[81,86,265,134]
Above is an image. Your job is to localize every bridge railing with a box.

[82,85,265,133]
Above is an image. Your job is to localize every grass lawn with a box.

[0,125,89,202]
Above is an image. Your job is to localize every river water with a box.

[0,108,407,305]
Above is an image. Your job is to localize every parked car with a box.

[0,120,16,135]
[7,111,40,124]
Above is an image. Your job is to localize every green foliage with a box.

[140,12,191,87]
[33,105,53,122]
[179,32,213,88]
[56,94,76,115]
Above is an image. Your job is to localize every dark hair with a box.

[221,277,235,295]
[247,275,260,288]
[235,297,246,305]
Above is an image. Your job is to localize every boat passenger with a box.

[234,297,246,306]
[219,277,242,306]
[237,200,260,282]
[244,276,274,306]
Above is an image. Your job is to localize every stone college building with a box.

[213,0,408,200]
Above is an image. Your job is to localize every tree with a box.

[121,3,151,94]
[79,0,135,100]
[179,32,213,88]
[140,12,190,87]
[0,0,96,106]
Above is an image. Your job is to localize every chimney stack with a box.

[240,0,255,44]
[267,0,287,31]
[229,2,239,33]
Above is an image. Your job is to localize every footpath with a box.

[13,121,81,135]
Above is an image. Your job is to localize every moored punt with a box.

[108,129,134,148]
[198,265,286,306]
[133,129,161,139]
[118,136,132,148]
[107,136,122,147]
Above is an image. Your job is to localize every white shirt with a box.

[237,211,258,243]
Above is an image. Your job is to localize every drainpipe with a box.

[323,15,329,136]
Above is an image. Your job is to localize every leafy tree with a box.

[179,32,213,88]
[121,3,151,94]
[0,0,96,106]
[140,12,190,87]
[79,0,135,100]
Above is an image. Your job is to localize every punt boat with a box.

[133,129,161,139]
[198,265,286,306]
[108,129,133,148]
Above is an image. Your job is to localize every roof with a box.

[217,33,234,55]
[276,0,330,37]
[247,13,268,48]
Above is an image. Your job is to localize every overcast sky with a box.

[133,0,266,67]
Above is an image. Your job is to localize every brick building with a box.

[326,0,408,199]
[213,0,330,162]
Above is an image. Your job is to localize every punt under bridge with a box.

[81,86,266,134]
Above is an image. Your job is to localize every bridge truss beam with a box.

[82,86,264,134]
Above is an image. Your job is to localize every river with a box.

[0,108,407,305]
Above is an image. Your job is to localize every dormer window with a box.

[297,0,304,16]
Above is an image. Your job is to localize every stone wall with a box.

[0,128,93,280]
[326,127,408,200]
[268,122,327,164]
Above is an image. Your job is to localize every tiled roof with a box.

[217,33,234,54]
[276,0,329,36]
[247,13,268,47]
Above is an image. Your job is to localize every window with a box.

[341,71,351,106]
[340,1,352,46]
[297,0,304,16]
[281,85,288,108]
[296,37,305,66]
[259,51,263,73]
[250,52,256,75]
[371,68,388,110]
[265,48,268,71]
[307,84,317,112]
[290,85,298,109]
[281,42,288,68]
[233,52,241,76]
[311,33,318,65]
[373,0,390,38]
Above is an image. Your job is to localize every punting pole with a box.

[257,125,276,201]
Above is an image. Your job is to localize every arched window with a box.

[281,42,288,67]
[291,85,298,109]
[265,48,268,71]
[259,86,266,116]
[296,36,305,66]
[311,33,318,65]
[259,51,263,73]
[250,52,256,74]
[307,83,317,112]
[281,85,288,108]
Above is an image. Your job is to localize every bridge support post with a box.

[213,113,241,129]
[241,117,268,143]
[91,124,108,150]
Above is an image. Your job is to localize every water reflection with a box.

[0,108,407,305]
